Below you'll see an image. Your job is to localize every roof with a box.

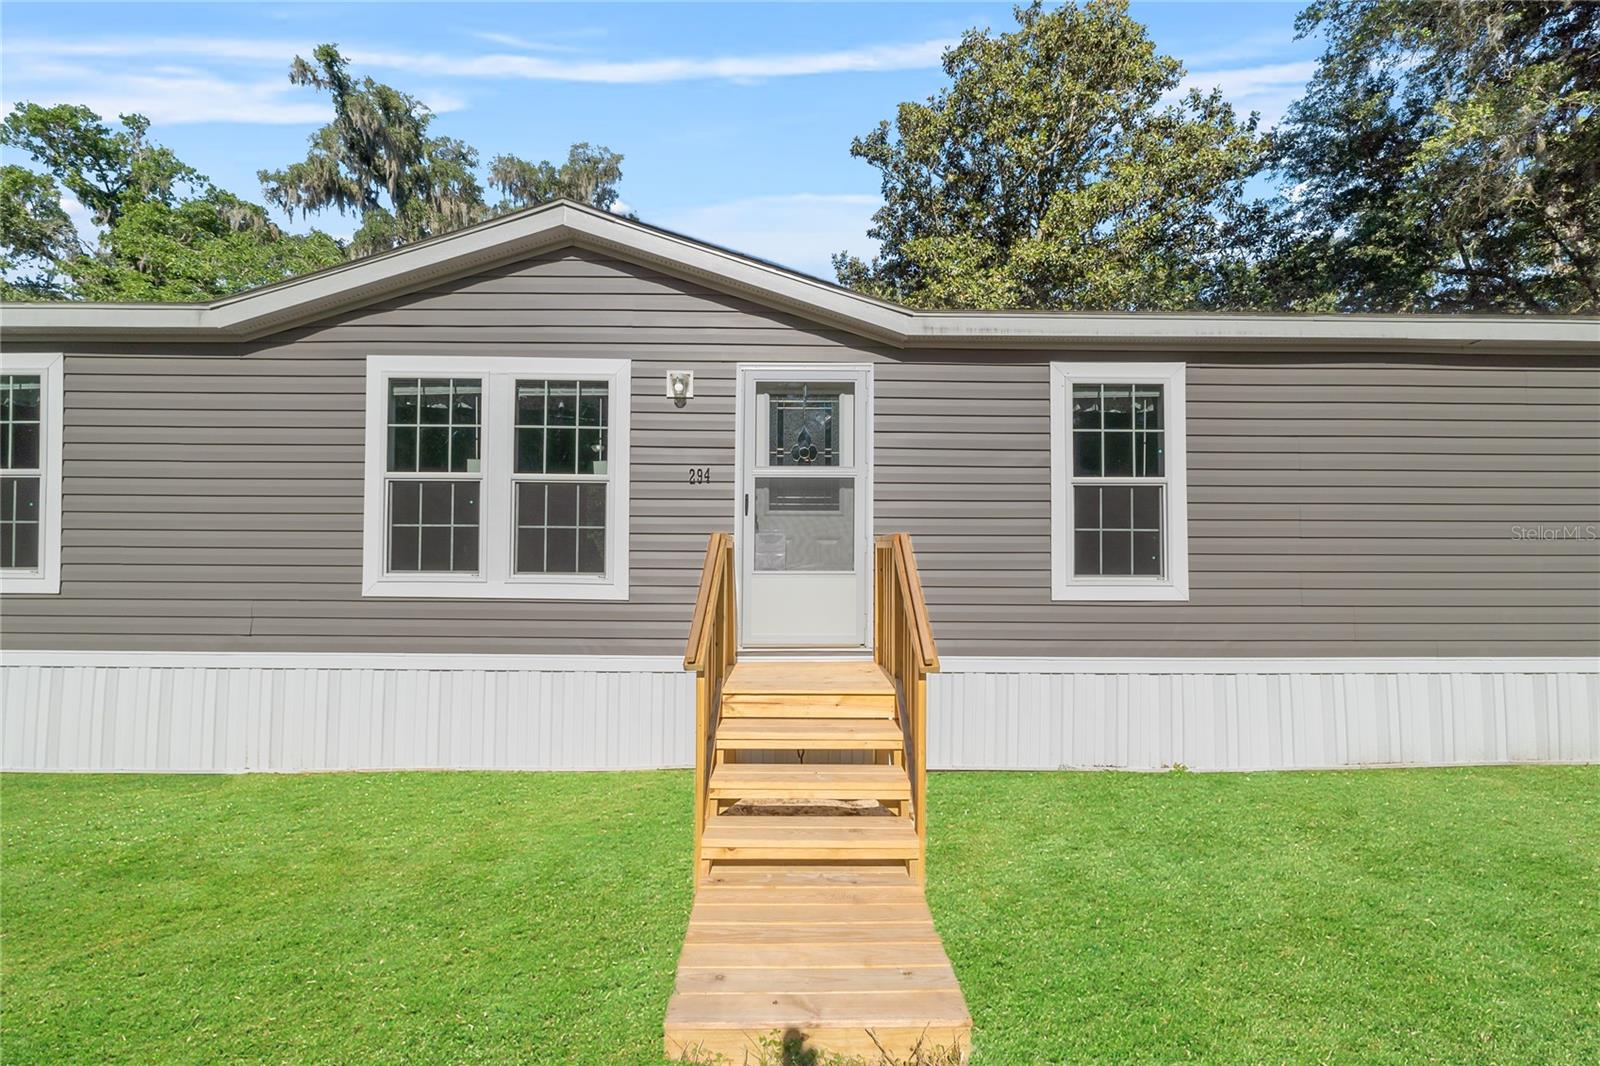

[2,199,1596,353]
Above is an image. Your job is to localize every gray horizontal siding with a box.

[3,246,1597,657]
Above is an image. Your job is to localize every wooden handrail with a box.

[684,531,732,670]
[684,533,735,877]
[874,532,938,883]
[888,532,939,672]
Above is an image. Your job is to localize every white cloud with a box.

[10,36,311,63]
[1182,32,1310,70]
[2,54,466,126]
[9,34,954,85]
[1181,60,1318,127]
[2,67,332,125]
[465,31,584,54]
[58,192,98,243]
[372,38,954,83]
[653,193,881,280]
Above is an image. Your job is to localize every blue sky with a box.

[2,1,1323,279]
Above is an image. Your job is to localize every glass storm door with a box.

[737,366,872,649]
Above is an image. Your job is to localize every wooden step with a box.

[714,717,904,752]
[720,693,896,719]
[722,661,896,697]
[708,763,911,802]
[699,814,919,862]
[699,863,919,890]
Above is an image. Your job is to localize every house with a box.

[2,199,1597,774]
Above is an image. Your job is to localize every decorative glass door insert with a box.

[738,369,871,649]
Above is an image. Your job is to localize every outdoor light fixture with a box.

[667,370,694,407]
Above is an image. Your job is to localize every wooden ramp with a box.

[665,648,971,1062]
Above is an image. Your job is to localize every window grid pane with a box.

[387,378,481,474]
[515,481,606,575]
[1071,383,1164,477]
[1,375,43,473]
[516,380,609,476]
[1073,485,1163,578]
[0,475,41,570]
[387,480,480,573]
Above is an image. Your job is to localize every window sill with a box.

[1052,580,1189,603]
[362,576,629,600]
[1,572,59,595]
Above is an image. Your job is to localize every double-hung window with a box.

[1050,361,1188,601]
[362,357,630,599]
[0,353,63,594]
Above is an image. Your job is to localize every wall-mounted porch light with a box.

[667,370,695,407]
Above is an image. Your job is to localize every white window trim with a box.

[1050,360,1189,602]
[362,355,631,600]
[0,351,64,595]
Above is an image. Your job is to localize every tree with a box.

[258,45,486,257]
[1,104,344,301]
[1,105,200,231]
[489,143,628,215]
[1261,0,1599,313]
[0,165,80,300]
[834,0,1267,310]
[262,45,630,256]
[67,191,344,302]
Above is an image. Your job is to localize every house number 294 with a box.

[688,467,712,484]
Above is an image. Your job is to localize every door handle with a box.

[744,493,750,517]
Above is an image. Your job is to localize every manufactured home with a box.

[4,198,1598,1057]
[2,200,1598,774]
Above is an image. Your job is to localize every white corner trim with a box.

[1050,361,1189,603]
[361,355,631,601]
[0,650,684,672]
[938,656,1600,675]
[0,351,63,595]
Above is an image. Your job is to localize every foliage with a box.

[834,0,1268,311]
[1,105,344,301]
[1,105,196,229]
[258,44,487,258]
[262,45,629,257]
[67,192,346,302]
[4,767,1597,1063]
[1258,0,1599,312]
[0,165,78,300]
[490,142,629,216]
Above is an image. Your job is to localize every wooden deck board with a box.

[665,868,971,1061]
[723,661,896,696]
[708,764,912,801]
[715,717,905,750]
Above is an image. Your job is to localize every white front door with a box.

[736,365,873,650]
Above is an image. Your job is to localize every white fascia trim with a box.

[0,351,63,594]
[361,355,631,600]
[3,200,1596,353]
[1051,361,1189,603]
[938,656,1600,675]
[0,650,685,672]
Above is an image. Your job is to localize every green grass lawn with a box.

[3,767,1596,1064]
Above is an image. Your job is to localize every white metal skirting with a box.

[1,654,1596,773]
[928,658,1600,771]
[0,654,694,772]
